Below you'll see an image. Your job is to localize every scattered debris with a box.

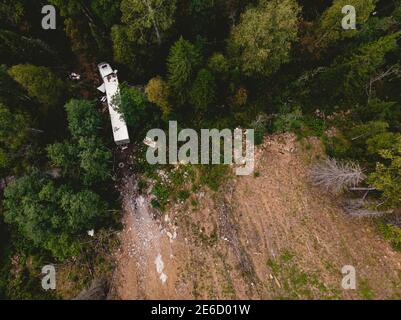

[144,137,157,148]
[69,72,81,81]
[155,254,168,284]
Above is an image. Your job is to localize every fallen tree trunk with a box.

[342,199,392,218]
[348,187,377,192]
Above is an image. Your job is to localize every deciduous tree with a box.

[229,0,300,77]
[65,99,101,139]
[145,76,171,117]
[120,0,177,45]
[0,103,28,152]
[8,64,65,108]
[78,137,112,185]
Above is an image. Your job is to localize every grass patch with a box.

[358,279,374,300]
[148,165,195,211]
[266,249,339,299]
[198,165,230,191]
[378,222,401,251]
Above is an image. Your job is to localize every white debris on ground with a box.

[143,137,157,148]
[161,214,178,244]
[155,254,168,284]
[118,175,178,291]
[68,72,81,80]
[126,193,161,259]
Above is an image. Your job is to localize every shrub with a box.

[378,223,401,251]
[199,165,229,191]
[273,106,303,133]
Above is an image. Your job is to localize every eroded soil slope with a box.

[111,134,401,300]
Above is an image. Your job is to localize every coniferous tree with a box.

[167,37,202,103]
[189,69,216,112]
[314,0,376,52]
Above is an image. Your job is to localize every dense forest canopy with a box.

[0,0,400,299]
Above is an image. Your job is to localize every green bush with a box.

[151,182,171,210]
[199,165,229,191]
[378,223,401,251]
[273,106,303,134]
[177,190,190,201]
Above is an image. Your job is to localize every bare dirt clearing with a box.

[111,134,401,300]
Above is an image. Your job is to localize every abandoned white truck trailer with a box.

[97,62,130,145]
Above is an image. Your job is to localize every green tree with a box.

[49,0,111,71]
[120,0,177,45]
[50,0,119,28]
[367,132,401,156]
[316,32,401,105]
[145,76,171,118]
[0,148,9,169]
[47,141,80,176]
[47,138,111,186]
[8,65,65,108]
[189,69,216,112]
[356,99,401,125]
[111,24,133,64]
[167,37,202,102]
[91,0,121,28]
[0,30,59,67]
[78,137,112,185]
[314,0,376,51]
[48,0,82,17]
[0,0,27,28]
[189,0,215,17]
[47,99,111,185]
[342,120,389,159]
[0,102,29,172]
[59,189,108,233]
[394,1,401,21]
[368,135,401,208]
[65,99,101,139]
[0,103,28,152]
[229,0,300,77]
[0,65,30,108]
[3,171,108,260]
[114,86,149,130]
[188,0,217,36]
[207,53,230,76]
[111,25,144,74]
[342,32,401,99]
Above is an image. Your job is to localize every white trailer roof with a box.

[98,63,130,145]
[98,62,113,78]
